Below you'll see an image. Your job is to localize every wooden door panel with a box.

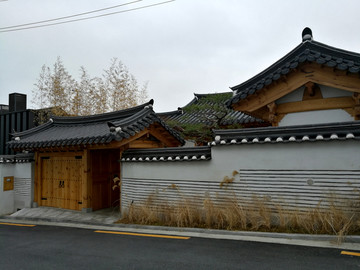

[40,156,82,210]
[41,158,55,207]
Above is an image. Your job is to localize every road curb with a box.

[1,215,360,250]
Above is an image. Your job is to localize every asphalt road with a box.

[0,222,359,270]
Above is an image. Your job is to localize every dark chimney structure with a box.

[9,93,27,112]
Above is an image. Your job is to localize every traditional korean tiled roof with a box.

[226,27,360,107]
[211,121,360,146]
[7,100,184,150]
[122,146,211,162]
[158,92,268,126]
[0,153,34,163]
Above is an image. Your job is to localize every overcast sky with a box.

[1,0,360,112]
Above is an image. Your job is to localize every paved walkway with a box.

[8,207,120,225]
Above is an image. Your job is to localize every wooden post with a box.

[81,149,92,210]
[267,102,278,126]
[353,93,360,120]
[119,150,123,213]
[34,152,41,206]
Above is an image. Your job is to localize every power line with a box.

[0,0,175,33]
[0,0,142,30]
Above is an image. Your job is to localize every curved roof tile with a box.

[158,92,267,126]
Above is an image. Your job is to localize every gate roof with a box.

[7,100,184,150]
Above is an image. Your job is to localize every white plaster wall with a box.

[121,140,360,212]
[212,140,360,171]
[277,85,354,126]
[279,109,354,126]
[123,158,217,182]
[0,164,15,215]
[123,140,360,182]
[0,162,34,215]
[14,163,34,209]
[321,86,353,98]
[276,87,304,104]
[276,85,352,105]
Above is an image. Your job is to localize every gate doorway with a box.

[91,149,120,211]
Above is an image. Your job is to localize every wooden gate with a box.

[40,155,82,210]
[91,149,120,211]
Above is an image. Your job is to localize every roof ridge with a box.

[230,41,308,91]
[52,100,153,125]
[11,120,53,137]
[156,109,182,117]
[194,92,232,97]
[110,106,154,127]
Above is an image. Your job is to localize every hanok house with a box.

[226,27,360,126]
[118,28,360,216]
[7,100,184,211]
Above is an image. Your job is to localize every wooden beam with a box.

[37,151,83,157]
[244,106,270,121]
[149,124,181,147]
[232,62,360,112]
[276,96,355,114]
[128,139,164,149]
[304,63,360,93]
[233,70,310,112]
[88,129,150,150]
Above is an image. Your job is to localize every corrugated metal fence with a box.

[121,169,360,212]
[14,177,32,209]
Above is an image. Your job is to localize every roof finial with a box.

[302,27,313,42]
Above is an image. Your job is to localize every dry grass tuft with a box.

[119,189,360,242]
[219,176,235,189]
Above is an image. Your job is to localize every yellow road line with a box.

[94,230,190,240]
[0,222,36,227]
[341,251,360,257]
